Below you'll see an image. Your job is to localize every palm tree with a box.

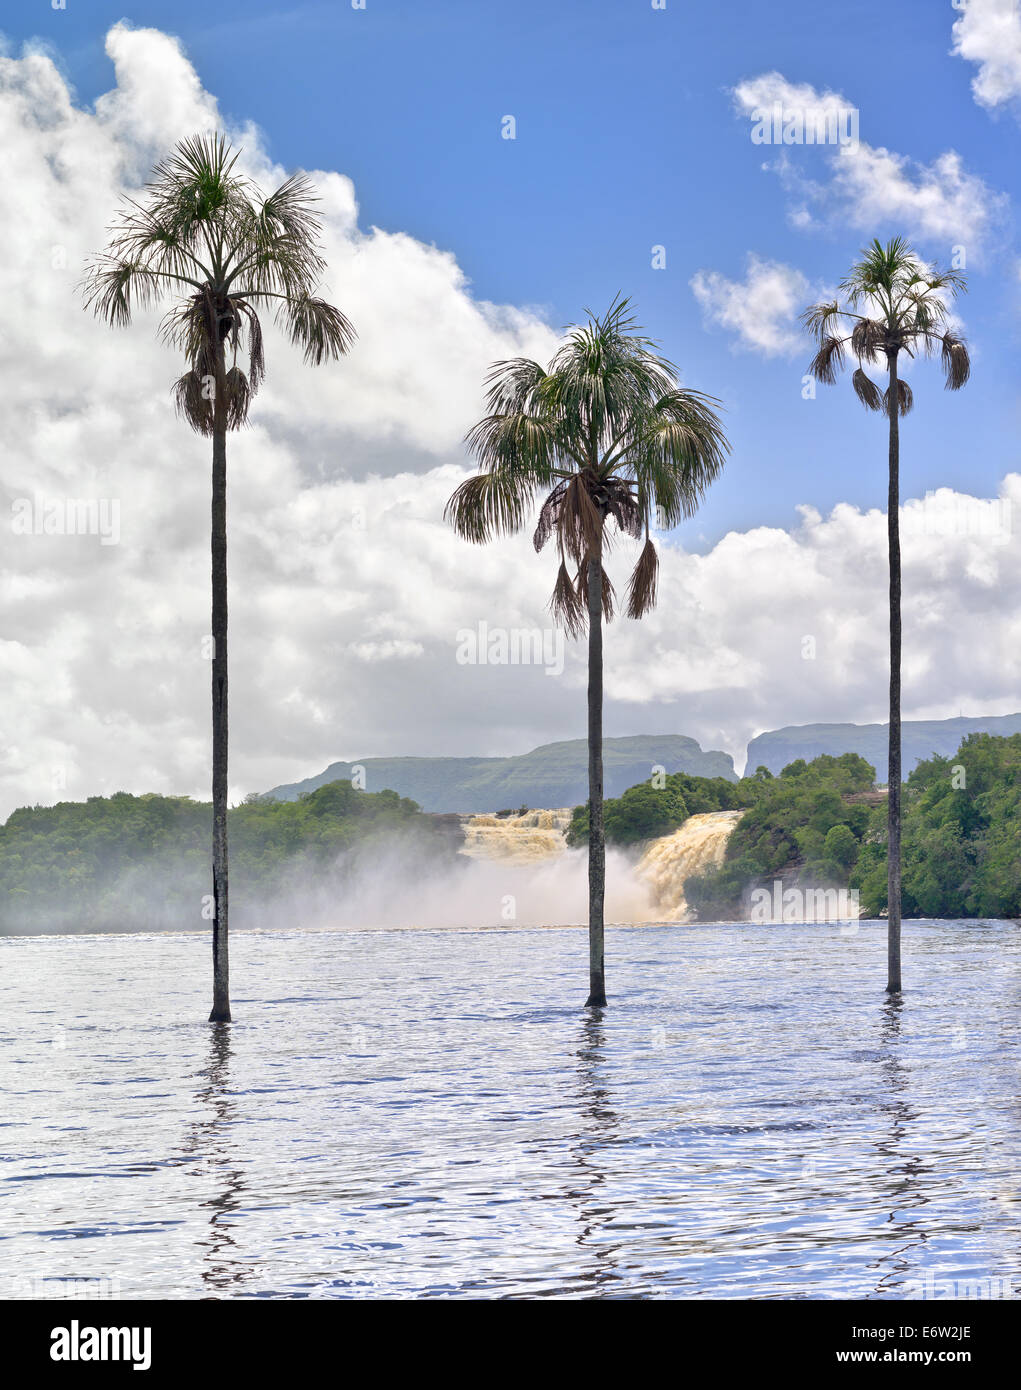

[446,298,729,1006]
[84,135,354,1022]
[803,237,969,992]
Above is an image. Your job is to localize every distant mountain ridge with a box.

[263,735,737,812]
[263,713,1021,812]
[745,714,1021,779]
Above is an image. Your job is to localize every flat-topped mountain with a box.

[262,735,737,812]
[745,713,1021,779]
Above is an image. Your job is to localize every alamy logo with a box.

[903,1272,1016,1300]
[750,880,860,923]
[749,101,859,148]
[455,621,564,677]
[11,495,121,546]
[50,1319,151,1371]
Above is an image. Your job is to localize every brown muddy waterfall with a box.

[456,806,743,922]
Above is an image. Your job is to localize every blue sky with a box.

[11,0,1020,547]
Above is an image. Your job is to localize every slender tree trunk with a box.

[209,346,231,1024]
[585,538,606,1008]
[886,351,902,994]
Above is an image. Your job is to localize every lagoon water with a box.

[1,920,1018,1300]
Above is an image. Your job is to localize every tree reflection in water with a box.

[183,1023,251,1294]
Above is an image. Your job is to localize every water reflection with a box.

[183,1023,250,1293]
[567,1009,628,1295]
[869,995,933,1295]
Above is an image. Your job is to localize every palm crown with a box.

[445,298,729,634]
[83,133,355,432]
[802,236,970,413]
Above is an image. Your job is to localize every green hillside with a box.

[745,714,1021,779]
[263,734,737,811]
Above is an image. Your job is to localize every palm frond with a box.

[82,258,167,326]
[807,335,846,384]
[172,369,215,435]
[883,378,913,417]
[852,367,884,411]
[532,481,568,553]
[465,411,558,482]
[850,318,885,364]
[941,332,971,390]
[549,560,586,638]
[483,357,549,414]
[224,366,252,429]
[800,300,843,338]
[840,235,914,304]
[278,293,355,365]
[545,296,678,456]
[625,536,659,620]
[624,389,728,525]
[444,471,538,543]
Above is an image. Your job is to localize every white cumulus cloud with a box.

[690,255,815,357]
[951,0,1021,109]
[732,71,1005,250]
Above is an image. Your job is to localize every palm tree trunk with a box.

[585,541,606,1008]
[209,349,231,1024]
[886,351,902,994]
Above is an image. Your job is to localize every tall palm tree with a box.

[84,134,354,1022]
[803,237,969,992]
[446,298,728,1006]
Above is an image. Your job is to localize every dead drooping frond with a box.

[560,475,607,567]
[940,332,971,391]
[83,132,354,433]
[550,560,586,638]
[224,367,252,430]
[547,552,615,635]
[596,560,616,623]
[851,318,884,364]
[852,367,884,412]
[883,379,913,418]
[172,369,214,435]
[532,480,569,553]
[808,336,845,385]
[625,536,659,620]
[802,236,970,414]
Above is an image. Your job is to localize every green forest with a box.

[851,733,1021,919]
[0,781,454,933]
[570,735,1021,921]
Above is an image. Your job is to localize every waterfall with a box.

[459,808,573,865]
[451,805,744,925]
[636,810,744,920]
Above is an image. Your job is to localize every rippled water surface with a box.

[1,921,1019,1299]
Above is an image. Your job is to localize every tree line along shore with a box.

[2,732,1017,931]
